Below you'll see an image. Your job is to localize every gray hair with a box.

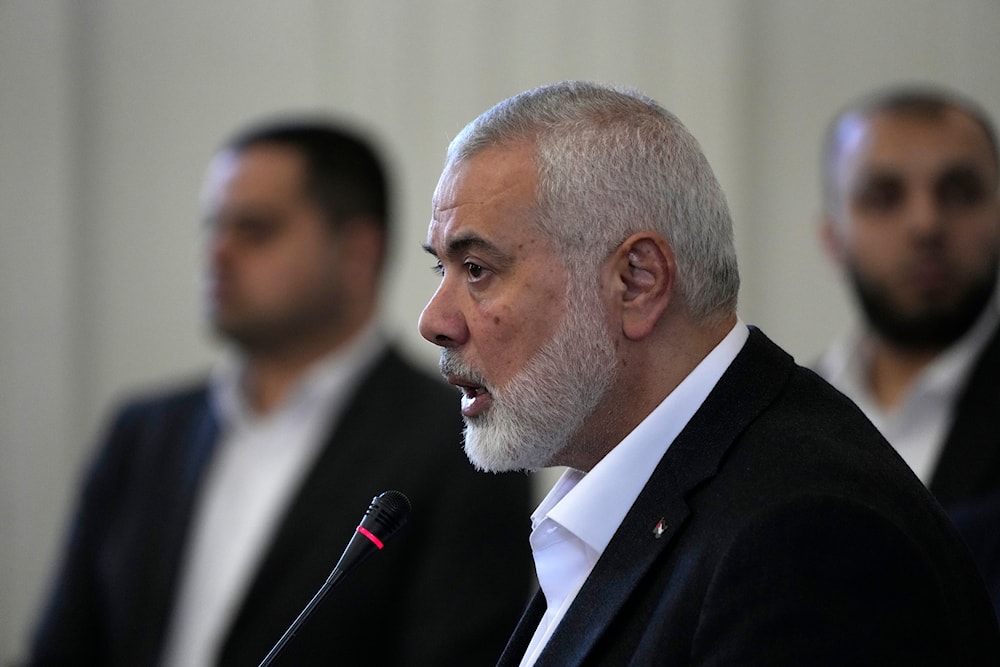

[446,81,739,324]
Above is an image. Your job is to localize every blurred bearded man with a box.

[816,85,1000,513]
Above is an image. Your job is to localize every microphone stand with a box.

[256,490,409,666]
[257,569,346,667]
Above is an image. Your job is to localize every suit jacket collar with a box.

[219,347,407,648]
[930,319,1000,505]
[143,391,221,662]
[499,328,795,667]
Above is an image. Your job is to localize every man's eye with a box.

[232,217,281,244]
[242,224,276,243]
[431,261,445,277]
[856,182,903,213]
[465,262,485,280]
[938,172,987,209]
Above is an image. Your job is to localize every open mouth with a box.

[458,382,486,399]
[447,376,493,418]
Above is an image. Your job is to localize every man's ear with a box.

[608,232,675,341]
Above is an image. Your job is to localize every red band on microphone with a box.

[356,525,384,549]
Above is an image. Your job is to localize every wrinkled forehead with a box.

[431,144,539,227]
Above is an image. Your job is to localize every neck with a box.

[866,339,940,410]
[239,320,370,415]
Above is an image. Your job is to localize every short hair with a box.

[224,118,391,239]
[821,85,1000,215]
[446,81,739,324]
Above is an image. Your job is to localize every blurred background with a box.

[2,0,999,661]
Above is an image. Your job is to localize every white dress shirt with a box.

[158,323,385,667]
[815,303,999,484]
[518,320,749,666]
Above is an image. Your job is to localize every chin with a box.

[462,424,565,475]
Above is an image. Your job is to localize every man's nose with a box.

[418,281,468,348]
[905,189,946,239]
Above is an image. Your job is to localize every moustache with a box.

[439,351,492,390]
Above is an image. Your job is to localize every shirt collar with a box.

[822,299,999,411]
[533,319,750,556]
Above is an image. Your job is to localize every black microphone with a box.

[258,490,411,667]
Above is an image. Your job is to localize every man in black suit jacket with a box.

[813,85,1000,513]
[418,81,1000,665]
[28,120,533,665]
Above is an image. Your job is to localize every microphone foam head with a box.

[361,490,411,544]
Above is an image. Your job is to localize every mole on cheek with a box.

[494,316,501,325]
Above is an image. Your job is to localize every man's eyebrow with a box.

[848,166,901,190]
[854,160,989,187]
[422,235,509,264]
[938,161,991,181]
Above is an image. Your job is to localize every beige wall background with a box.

[3,0,999,661]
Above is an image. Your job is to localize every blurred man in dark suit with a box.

[29,118,533,666]
[815,85,1000,513]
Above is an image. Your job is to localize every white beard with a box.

[439,278,618,473]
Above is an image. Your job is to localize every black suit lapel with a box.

[930,322,1000,507]
[496,591,547,667]
[219,350,409,660]
[135,391,220,663]
[231,422,360,611]
[529,328,795,667]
